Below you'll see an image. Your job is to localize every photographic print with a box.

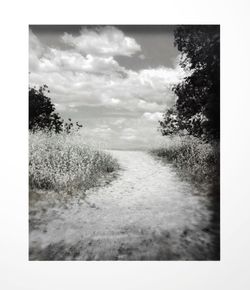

[29,25,220,261]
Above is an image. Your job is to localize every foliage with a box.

[151,135,219,184]
[29,85,82,134]
[159,105,186,136]
[29,85,64,133]
[63,118,83,134]
[160,25,220,140]
[29,131,119,194]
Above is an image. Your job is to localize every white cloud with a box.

[29,29,47,72]
[32,48,125,75]
[123,128,136,134]
[120,127,137,141]
[110,98,120,104]
[139,54,146,60]
[29,27,189,115]
[62,26,141,57]
[137,67,188,88]
[29,27,193,149]
[137,99,164,112]
[120,135,136,141]
[54,103,67,112]
[143,112,163,122]
[92,126,112,138]
[29,62,186,116]
[113,118,125,125]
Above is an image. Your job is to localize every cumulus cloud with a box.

[137,67,188,88]
[62,26,141,57]
[92,126,112,134]
[120,127,137,141]
[29,30,47,72]
[31,47,125,75]
[29,26,192,148]
[29,62,183,115]
[113,118,126,126]
[143,112,163,122]
[137,99,164,112]
[29,27,189,115]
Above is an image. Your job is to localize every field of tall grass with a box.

[150,135,220,186]
[29,131,119,196]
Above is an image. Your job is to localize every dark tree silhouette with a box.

[29,85,64,133]
[63,118,83,134]
[29,85,83,133]
[160,25,220,140]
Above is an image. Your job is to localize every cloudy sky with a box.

[29,25,189,149]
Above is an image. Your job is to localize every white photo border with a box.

[1,0,250,289]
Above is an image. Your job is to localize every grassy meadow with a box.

[150,135,220,188]
[29,131,119,197]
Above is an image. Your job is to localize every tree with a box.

[159,105,186,136]
[160,25,220,140]
[29,85,83,133]
[29,85,64,133]
[63,118,83,134]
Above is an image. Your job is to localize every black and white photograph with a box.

[29,25,220,261]
[2,0,250,289]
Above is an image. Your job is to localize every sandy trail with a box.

[29,150,218,260]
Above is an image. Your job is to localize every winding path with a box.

[29,150,217,260]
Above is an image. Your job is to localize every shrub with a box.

[29,131,119,194]
[150,135,219,184]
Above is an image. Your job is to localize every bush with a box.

[29,85,64,133]
[29,131,119,194]
[150,135,219,184]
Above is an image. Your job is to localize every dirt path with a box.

[29,150,218,260]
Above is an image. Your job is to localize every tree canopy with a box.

[29,85,82,133]
[160,25,220,141]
